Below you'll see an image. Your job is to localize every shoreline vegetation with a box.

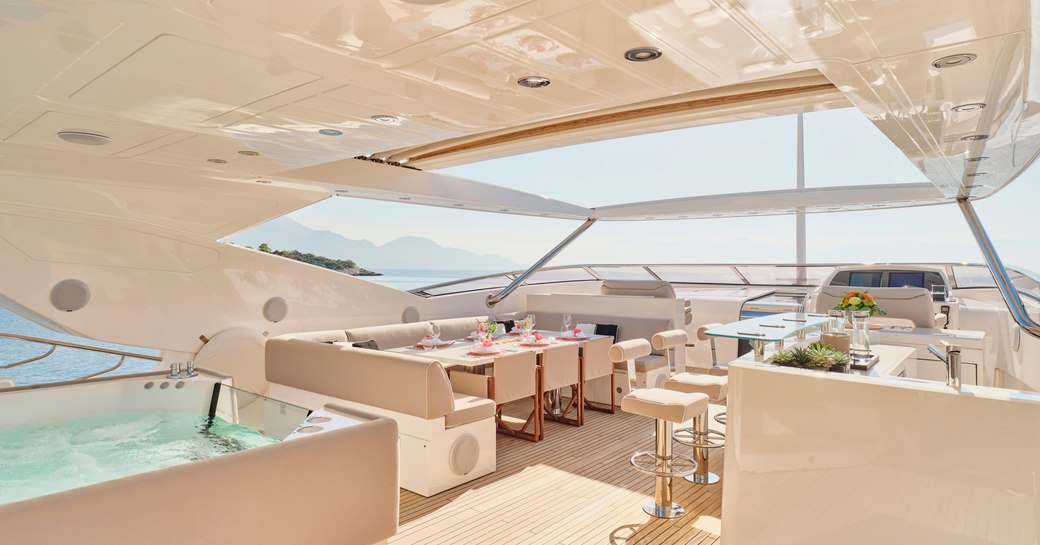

[255,243,382,276]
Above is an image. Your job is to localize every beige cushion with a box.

[345,322,433,350]
[621,388,708,423]
[431,316,487,341]
[665,373,728,401]
[600,279,676,298]
[444,393,496,428]
[651,329,688,350]
[609,339,652,363]
[266,337,455,419]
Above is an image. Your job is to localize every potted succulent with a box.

[770,341,851,372]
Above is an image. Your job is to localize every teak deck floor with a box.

[392,401,725,545]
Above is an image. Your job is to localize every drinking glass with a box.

[562,313,572,335]
[527,314,536,331]
[431,323,441,340]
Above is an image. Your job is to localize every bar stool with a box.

[665,372,728,485]
[651,329,687,373]
[609,339,669,395]
[621,388,707,518]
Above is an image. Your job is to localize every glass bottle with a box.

[850,310,871,360]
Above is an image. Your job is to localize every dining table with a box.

[385,329,610,416]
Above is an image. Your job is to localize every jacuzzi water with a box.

[0,412,278,505]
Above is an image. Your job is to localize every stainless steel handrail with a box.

[0,333,161,381]
[958,198,1040,339]
[412,261,1034,296]
[485,218,597,308]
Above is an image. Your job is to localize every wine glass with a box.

[527,314,536,333]
[431,322,441,341]
[562,313,572,335]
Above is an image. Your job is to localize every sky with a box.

[284,107,1039,277]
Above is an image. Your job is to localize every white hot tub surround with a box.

[722,358,1040,545]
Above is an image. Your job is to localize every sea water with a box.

[0,412,277,505]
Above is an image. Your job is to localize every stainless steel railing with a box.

[0,333,161,382]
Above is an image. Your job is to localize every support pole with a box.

[795,113,807,285]
[486,218,597,308]
[958,198,1040,339]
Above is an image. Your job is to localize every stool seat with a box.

[666,373,728,402]
[621,388,708,424]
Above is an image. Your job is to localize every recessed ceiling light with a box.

[517,76,551,88]
[399,197,411,201]
[538,213,549,216]
[238,150,260,156]
[499,209,510,212]
[318,128,343,136]
[966,172,987,177]
[452,203,464,207]
[966,156,989,162]
[370,115,401,124]
[255,179,272,184]
[57,130,111,146]
[932,53,977,69]
[961,134,989,141]
[952,103,986,112]
[624,47,663,62]
[207,158,227,164]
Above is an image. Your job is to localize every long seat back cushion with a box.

[430,316,487,341]
[344,322,433,350]
[266,337,455,419]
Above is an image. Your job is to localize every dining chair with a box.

[539,343,581,437]
[582,336,615,418]
[449,352,541,442]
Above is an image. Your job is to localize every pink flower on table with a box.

[476,320,487,333]
[572,328,582,336]
[534,333,544,341]
[482,339,494,348]
[424,335,433,340]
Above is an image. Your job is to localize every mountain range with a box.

[225,217,521,271]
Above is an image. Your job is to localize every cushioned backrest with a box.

[594,323,619,341]
[266,337,455,419]
[492,351,537,405]
[344,322,433,350]
[599,279,676,298]
[609,339,652,363]
[815,286,936,327]
[540,343,580,391]
[652,329,688,350]
[582,336,613,381]
[430,316,487,341]
[276,330,349,344]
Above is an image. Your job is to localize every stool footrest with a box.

[630,451,697,478]
[672,428,725,449]
[714,412,727,426]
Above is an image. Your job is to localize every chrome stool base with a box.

[643,500,685,519]
[684,471,721,484]
[714,412,726,426]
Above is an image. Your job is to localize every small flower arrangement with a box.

[514,318,531,333]
[533,333,544,341]
[833,290,885,316]
[481,338,495,348]
[771,341,850,370]
[571,328,583,337]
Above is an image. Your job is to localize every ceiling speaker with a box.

[50,279,90,312]
[263,297,289,323]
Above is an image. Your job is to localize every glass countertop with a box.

[705,312,828,342]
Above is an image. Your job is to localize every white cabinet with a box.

[877,328,986,386]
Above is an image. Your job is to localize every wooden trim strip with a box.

[409,82,837,163]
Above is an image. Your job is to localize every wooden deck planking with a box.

[393,400,725,545]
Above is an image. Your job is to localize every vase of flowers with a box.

[833,290,885,317]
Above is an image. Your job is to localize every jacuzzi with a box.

[0,370,399,545]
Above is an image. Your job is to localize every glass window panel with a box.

[736,265,836,285]
[526,268,595,284]
[649,266,744,284]
[422,276,512,295]
[591,266,655,280]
